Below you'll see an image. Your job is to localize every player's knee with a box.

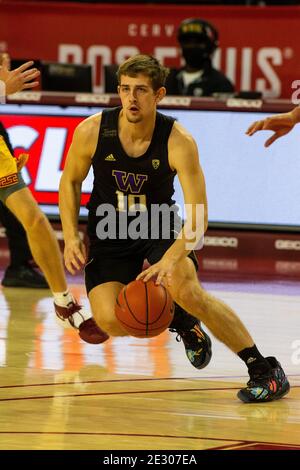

[96,315,124,337]
[175,282,207,312]
[175,283,194,306]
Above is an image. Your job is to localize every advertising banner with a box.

[1,2,300,98]
[2,103,300,228]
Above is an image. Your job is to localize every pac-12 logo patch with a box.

[152,159,160,169]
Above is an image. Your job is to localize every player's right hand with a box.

[64,238,87,275]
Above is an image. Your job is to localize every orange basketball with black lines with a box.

[115,279,174,338]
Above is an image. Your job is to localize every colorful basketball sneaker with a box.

[54,300,109,345]
[170,307,212,369]
[237,356,290,403]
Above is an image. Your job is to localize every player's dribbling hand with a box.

[64,238,87,275]
[136,257,176,286]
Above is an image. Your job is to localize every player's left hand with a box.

[136,257,177,286]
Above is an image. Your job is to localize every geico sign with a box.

[59,44,290,97]
[204,236,238,248]
[275,239,300,251]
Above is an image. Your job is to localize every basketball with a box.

[115,279,174,338]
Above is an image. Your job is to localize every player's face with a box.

[118,74,165,123]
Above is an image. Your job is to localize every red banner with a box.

[1,2,300,98]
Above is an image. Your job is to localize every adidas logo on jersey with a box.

[105,154,116,161]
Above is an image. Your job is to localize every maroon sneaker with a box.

[54,300,109,344]
[78,318,109,344]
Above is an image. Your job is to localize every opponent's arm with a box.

[246,106,300,147]
[59,115,100,274]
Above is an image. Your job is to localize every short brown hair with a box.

[117,54,169,91]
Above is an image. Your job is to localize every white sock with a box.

[53,290,92,327]
[53,290,74,307]
[71,310,91,328]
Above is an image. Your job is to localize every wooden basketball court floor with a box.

[0,275,300,451]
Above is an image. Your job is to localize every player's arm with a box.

[164,124,208,258]
[137,123,208,285]
[0,58,40,97]
[246,106,300,147]
[59,114,100,273]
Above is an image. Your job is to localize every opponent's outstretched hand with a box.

[0,57,40,95]
[246,111,297,147]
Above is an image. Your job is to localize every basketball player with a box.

[0,135,107,345]
[246,105,300,146]
[0,54,40,96]
[59,54,289,402]
[0,121,49,288]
